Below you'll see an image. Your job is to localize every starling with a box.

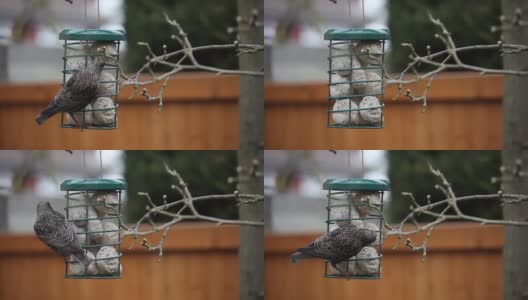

[34,201,92,267]
[290,223,376,276]
[35,57,105,125]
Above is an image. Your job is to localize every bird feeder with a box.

[322,178,390,279]
[59,29,126,130]
[325,29,390,129]
[61,178,127,279]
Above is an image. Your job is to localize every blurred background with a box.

[0,0,123,82]
[0,0,248,149]
[264,0,500,81]
[264,0,504,150]
[0,150,239,232]
[264,150,501,232]
[0,0,240,81]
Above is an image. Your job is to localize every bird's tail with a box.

[74,251,92,267]
[291,244,318,263]
[291,251,313,263]
[35,104,60,125]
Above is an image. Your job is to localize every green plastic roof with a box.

[323,178,390,191]
[324,28,390,41]
[61,178,127,191]
[59,29,126,41]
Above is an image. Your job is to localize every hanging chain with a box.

[349,0,366,27]
[362,0,366,27]
[84,0,87,28]
[99,150,103,178]
[361,150,365,174]
[97,0,101,28]
[348,150,351,171]
[345,150,364,176]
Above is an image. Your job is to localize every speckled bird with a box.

[290,223,376,275]
[34,201,91,267]
[35,57,105,125]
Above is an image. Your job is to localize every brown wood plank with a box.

[264,99,502,150]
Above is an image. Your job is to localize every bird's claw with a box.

[69,113,86,131]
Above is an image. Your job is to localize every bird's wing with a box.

[313,234,335,258]
[45,222,78,250]
[65,69,82,89]
[63,222,82,248]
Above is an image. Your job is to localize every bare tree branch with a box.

[387,12,528,111]
[107,162,263,256]
[384,163,528,259]
[120,13,264,110]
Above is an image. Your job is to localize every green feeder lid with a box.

[324,28,390,41]
[60,178,127,191]
[59,29,126,41]
[323,178,390,191]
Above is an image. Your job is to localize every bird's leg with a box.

[69,113,85,131]
[331,262,354,279]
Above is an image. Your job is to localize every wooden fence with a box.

[0,73,503,150]
[0,224,240,300]
[265,73,503,150]
[0,223,502,300]
[0,74,240,150]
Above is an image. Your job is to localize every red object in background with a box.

[287,23,301,42]
[288,173,301,192]
[11,17,38,43]
[24,173,38,192]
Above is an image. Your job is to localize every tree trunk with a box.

[0,43,7,82]
[237,1,264,300]
[501,1,528,299]
[0,192,6,231]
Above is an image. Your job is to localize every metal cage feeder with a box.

[325,28,390,129]
[61,178,127,279]
[323,178,390,279]
[59,29,126,130]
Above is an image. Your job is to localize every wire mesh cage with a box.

[322,178,390,279]
[61,178,127,279]
[325,29,390,129]
[59,29,126,130]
